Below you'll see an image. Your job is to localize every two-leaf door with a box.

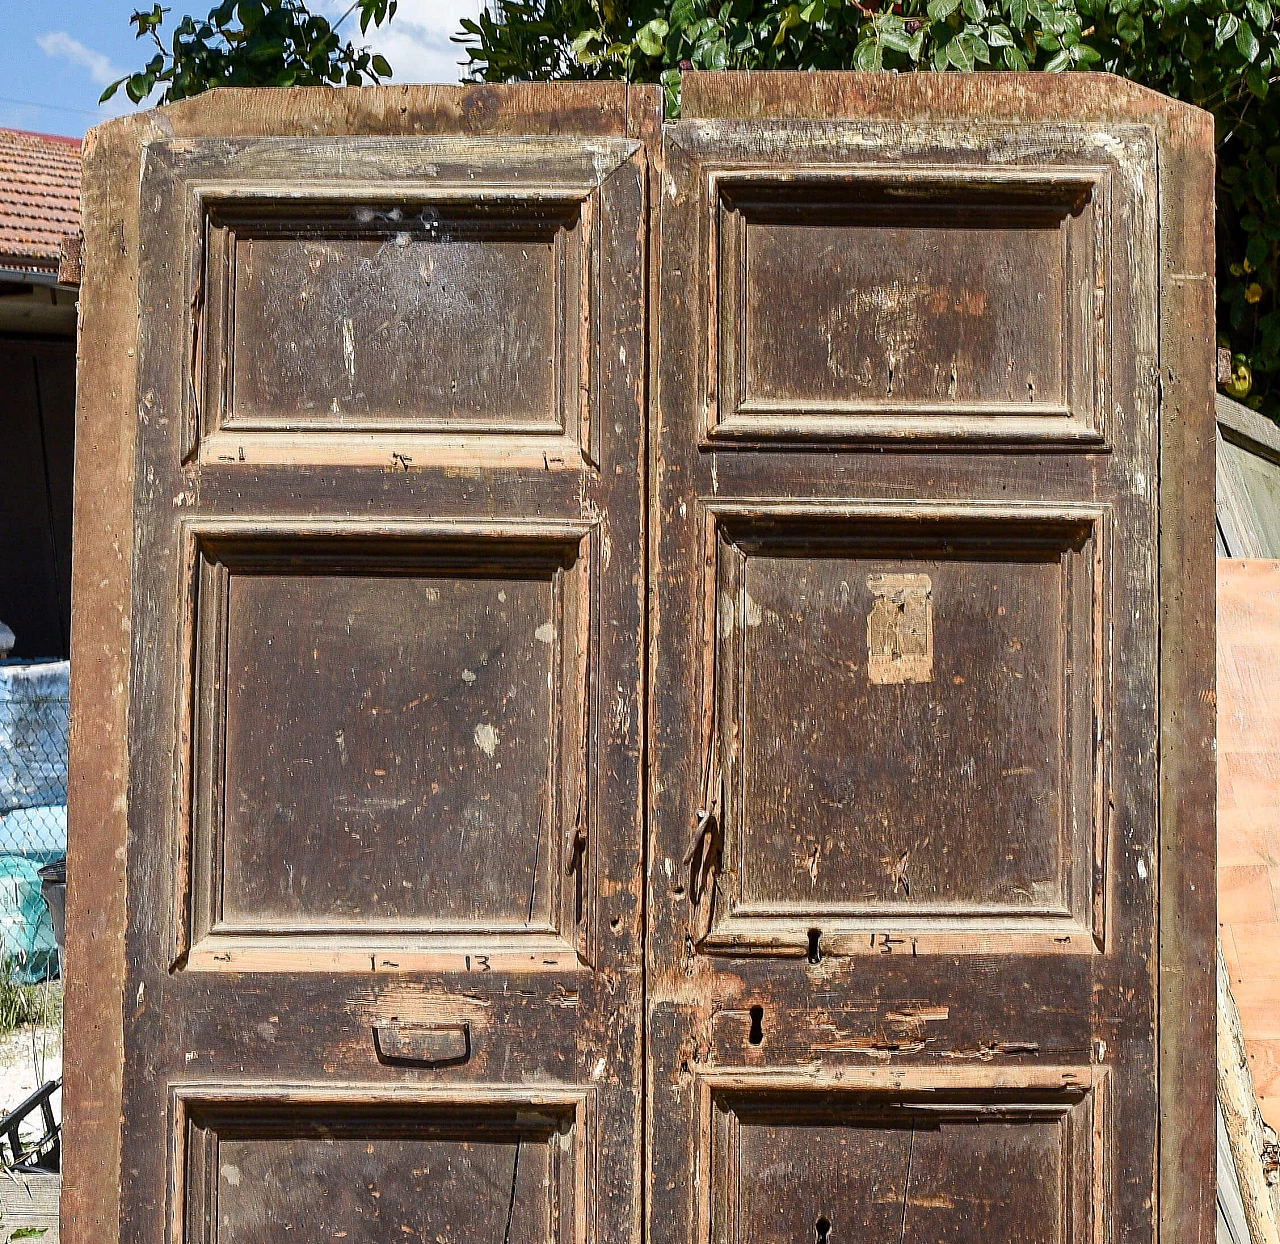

[66,76,1215,1244]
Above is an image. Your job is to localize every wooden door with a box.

[68,75,1214,1244]
[67,85,657,1244]
[649,73,1215,1244]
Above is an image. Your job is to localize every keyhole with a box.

[748,1005,764,1046]
[807,928,823,964]
[816,1217,832,1244]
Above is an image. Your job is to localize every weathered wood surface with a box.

[1217,394,1280,557]
[1218,943,1280,1244]
[0,1170,61,1243]
[69,74,1214,1244]
[653,71,1214,1244]
[68,82,657,1244]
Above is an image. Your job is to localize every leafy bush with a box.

[459,0,1280,415]
[102,0,397,104]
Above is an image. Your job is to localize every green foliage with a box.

[458,0,1280,418]
[0,967,61,1038]
[101,0,397,104]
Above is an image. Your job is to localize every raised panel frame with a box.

[200,197,592,441]
[171,517,600,975]
[694,500,1111,958]
[656,116,1159,451]
[704,165,1111,446]
[171,1082,596,1244]
[144,133,644,469]
[691,1066,1110,1244]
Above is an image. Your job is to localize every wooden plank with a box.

[1151,79,1219,1244]
[1219,944,1280,1244]
[0,1171,62,1243]
[1217,428,1267,557]
[1219,393,1280,462]
[1220,1100,1251,1244]
[1222,440,1280,557]
[62,109,150,1244]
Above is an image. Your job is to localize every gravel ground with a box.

[0,1022,61,1152]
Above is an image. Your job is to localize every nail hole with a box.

[748,1005,764,1046]
[610,917,622,933]
[816,1217,832,1244]
[807,928,822,964]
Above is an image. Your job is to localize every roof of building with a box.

[0,128,81,277]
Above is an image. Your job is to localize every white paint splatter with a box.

[718,595,736,639]
[461,669,477,685]
[1137,856,1148,881]
[474,723,499,756]
[342,318,356,388]
[221,1164,241,1187]
[535,622,556,644]
[1089,131,1126,158]
[744,593,763,628]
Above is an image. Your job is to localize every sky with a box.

[0,0,483,139]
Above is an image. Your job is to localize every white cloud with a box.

[37,30,162,121]
[321,0,484,84]
[37,32,122,89]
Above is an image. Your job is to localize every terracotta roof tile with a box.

[0,128,81,275]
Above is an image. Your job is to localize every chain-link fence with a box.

[0,661,67,983]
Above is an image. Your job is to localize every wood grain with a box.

[68,83,659,1244]
[652,72,1213,1244]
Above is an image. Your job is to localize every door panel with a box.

[180,1087,587,1244]
[702,1070,1100,1244]
[184,526,593,972]
[105,89,655,1244]
[707,169,1104,443]
[700,504,1103,954]
[650,75,1211,1244]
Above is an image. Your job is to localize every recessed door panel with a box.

[216,203,583,434]
[707,1077,1098,1244]
[707,169,1106,444]
[179,1089,587,1244]
[222,567,556,927]
[704,508,1103,950]
[185,531,590,955]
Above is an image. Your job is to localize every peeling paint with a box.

[473,723,499,756]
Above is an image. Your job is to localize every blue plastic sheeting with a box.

[0,662,68,980]
[0,853,59,983]
[0,806,66,856]
[0,660,69,814]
